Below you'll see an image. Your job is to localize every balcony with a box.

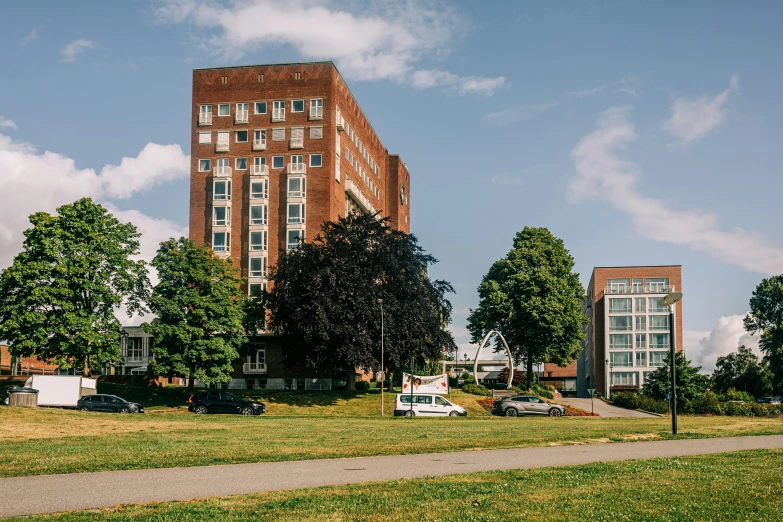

[287,163,306,175]
[198,113,212,126]
[251,164,269,176]
[604,285,675,296]
[243,362,267,374]
[345,177,376,214]
[252,139,267,151]
[272,108,285,122]
[123,355,151,364]
[336,117,344,132]
[289,138,304,149]
[309,106,323,120]
[213,166,232,177]
[215,142,229,153]
[234,110,248,124]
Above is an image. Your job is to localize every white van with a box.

[394,393,467,417]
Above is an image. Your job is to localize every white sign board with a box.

[402,373,449,395]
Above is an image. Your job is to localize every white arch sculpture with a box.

[473,330,514,389]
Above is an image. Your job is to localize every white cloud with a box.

[616,76,642,98]
[19,29,38,46]
[684,314,761,374]
[663,75,739,146]
[60,39,98,62]
[0,117,17,130]
[568,106,783,275]
[0,132,189,269]
[482,101,561,127]
[154,0,503,96]
[567,84,606,98]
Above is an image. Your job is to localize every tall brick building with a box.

[190,61,410,299]
[576,266,683,398]
[188,61,411,390]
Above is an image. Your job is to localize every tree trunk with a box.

[387,371,394,391]
[82,355,90,377]
[187,365,196,394]
[345,368,355,393]
[526,352,534,392]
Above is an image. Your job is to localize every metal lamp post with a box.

[605,358,610,397]
[378,299,384,417]
[659,291,683,435]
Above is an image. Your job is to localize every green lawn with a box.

[12,449,783,521]
[2,401,783,478]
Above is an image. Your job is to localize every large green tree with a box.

[0,198,149,376]
[712,345,773,398]
[263,213,455,390]
[467,227,587,390]
[744,275,783,394]
[142,237,247,393]
[642,351,710,410]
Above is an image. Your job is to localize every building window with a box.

[290,127,304,147]
[610,372,635,386]
[255,101,267,114]
[198,159,211,172]
[249,283,265,298]
[649,334,670,349]
[635,316,646,331]
[250,180,268,199]
[648,298,670,313]
[310,99,323,119]
[634,297,646,313]
[272,128,285,141]
[212,231,230,252]
[649,315,670,331]
[288,177,305,198]
[250,231,267,251]
[213,206,230,226]
[635,351,647,367]
[287,203,305,224]
[649,351,667,367]
[610,352,633,368]
[609,334,632,350]
[646,278,670,292]
[606,278,630,293]
[198,132,211,145]
[216,131,230,151]
[635,333,646,349]
[235,103,249,122]
[310,126,323,140]
[272,156,284,169]
[272,101,285,121]
[292,99,304,112]
[609,316,632,331]
[287,229,302,250]
[236,130,248,143]
[213,180,231,201]
[235,157,248,170]
[291,155,303,165]
[249,256,267,278]
[608,298,632,313]
[309,154,322,167]
[250,204,267,225]
[294,72,301,80]
[632,278,643,293]
[218,104,230,117]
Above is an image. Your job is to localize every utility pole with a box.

[378,299,384,417]
[660,291,683,436]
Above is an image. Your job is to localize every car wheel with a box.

[449,411,459,417]
[80,406,91,412]
[404,410,415,417]
[120,407,130,414]
[504,407,518,417]
[194,405,208,415]
[549,408,562,417]
[240,406,254,416]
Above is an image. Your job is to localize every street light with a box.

[605,358,610,397]
[659,291,683,435]
[378,299,384,417]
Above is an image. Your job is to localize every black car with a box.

[188,391,266,415]
[77,394,144,414]
[755,397,781,405]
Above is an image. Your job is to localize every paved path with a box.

[559,397,659,417]
[2,435,782,518]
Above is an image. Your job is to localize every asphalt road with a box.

[558,397,659,417]
[2,435,781,518]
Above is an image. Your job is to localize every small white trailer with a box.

[23,375,97,408]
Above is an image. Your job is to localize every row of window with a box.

[609,333,670,350]
[212,229,304,254]
[212,176,304,203]
[610,351,668,368]
[609,371,654,386]
[606,277,671,293]
[213,203,305,228]
[345,146,380,198]
[199,126,324,147]
[608,297,670,314]
[200,154,322,172]
[199,99,324,122]
[340,114,380,176]
[608,315,670,332]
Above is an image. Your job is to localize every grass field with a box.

[11,449,783,521]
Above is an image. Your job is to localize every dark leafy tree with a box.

[497,366,526,387]
[744,275,783,394]
[263,213,455,390]
[642,351,710,410]
[712,345,774,398]
[142,238,247,393]
[467,227,587,390]
[0,198,149,376]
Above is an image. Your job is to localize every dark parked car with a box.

[755,397,781,405]
[188,391,266,415]
[77,394,144,414]
[491,395,567,417]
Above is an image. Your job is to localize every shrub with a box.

[688,391,723,415]
[532,384,554,399]
[611,391,669,414]
[354,381,371,391]
[461,383,493,397]
[720,388,754,403]
[475,397,496,411]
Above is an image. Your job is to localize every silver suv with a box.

[492,395,566,417]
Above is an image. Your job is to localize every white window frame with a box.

[287,203,305,224]
[272,128,286,141]
[255,101,267,114]
[198,132,211,145]
[213,206,230,226]
[254,156,266,166]
[212,231,230,252]
[198,159,211,172]
[250,204,268,226]
[218,103,230,117]
[250,230,267,252]
[309,154,323,167]
[213,179,231,201]
[249,256,267,278]
[272,156,284,169]
[235,157,248,170]
[291,99,304,113]
[235,130,249,143]
[287,229,302,250]
[288,177,306,198]
[250,179,268,199]
[310,126,323,140]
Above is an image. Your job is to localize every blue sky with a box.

[1,1,782,372]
